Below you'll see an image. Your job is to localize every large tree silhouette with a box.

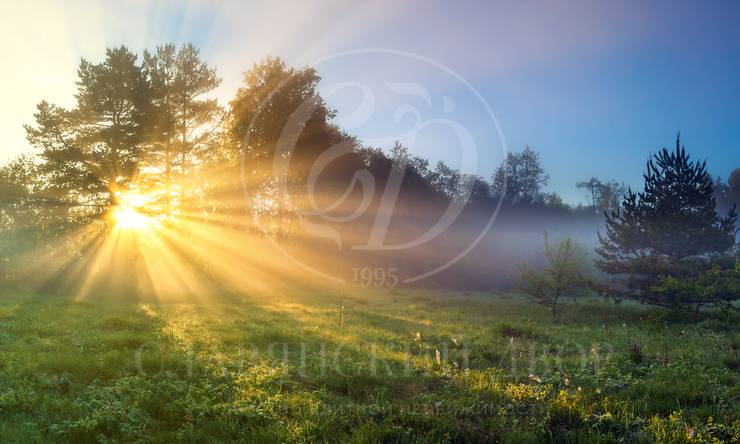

[25,46,150,212]
[228,57,354,232]
[596,135,737,310]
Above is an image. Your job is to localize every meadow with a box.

[0,287,738,443]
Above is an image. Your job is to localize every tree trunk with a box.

[165,145,172,219]
[551,297,558,322]
[108,180,120,207]
[693,302,702,322]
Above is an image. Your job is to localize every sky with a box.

[1,0,739,204]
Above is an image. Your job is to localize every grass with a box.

[0,287,738,443]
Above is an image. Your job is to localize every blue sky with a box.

[2,0,739,204]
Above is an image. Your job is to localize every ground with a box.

[0,287,738,443]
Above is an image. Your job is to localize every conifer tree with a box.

[143,43,221,215]
[25,46,150,211]
[596,135,737,311]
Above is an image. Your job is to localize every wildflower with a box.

[528,373,542,383]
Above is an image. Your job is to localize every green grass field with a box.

[0,287,738,443]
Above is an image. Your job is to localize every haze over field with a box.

[0,1,739,443]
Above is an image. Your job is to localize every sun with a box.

[112,205,150,230]
[110,192,155,231]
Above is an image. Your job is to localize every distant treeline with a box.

[1,43,739,291]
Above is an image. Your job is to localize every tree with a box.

[712,175,734,215]
[544,192,568,210]
[519,233,589,320]
[229,57,349,232]
[0,156,66,281]
[0,155,38,204]
[651,256,740,319]
[25,46,150,212]
[577,178,626,213]
[229,57,337,181]
[728,168,740,204]
[462,174,494,205]
[596,180,627,214]
[576,177,602,208]
[431,161,461,198]
[492,146,549,205]
[596,135,738,313]
[143,43,221,216]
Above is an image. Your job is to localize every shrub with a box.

[519,233,590,320]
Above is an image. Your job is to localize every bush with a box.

[519,233,590,320]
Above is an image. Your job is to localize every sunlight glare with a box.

[113,205,149,230]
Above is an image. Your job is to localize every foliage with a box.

[492,146,549,205]
[0,156,40,279]
[596,135,738,313]
[519,233,590,319]
[0,156,77,281]
[651,258,740,317]
[142,43,222,216]
[577,178,627,214]
[25,46,150,210]
[729,168,740,204]
[227,56,354,232]
[16,43,572,243]
[542,192,569,211]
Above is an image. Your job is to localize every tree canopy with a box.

[7,44,738,302]
[491,146,549,205]
[596,135,738,311]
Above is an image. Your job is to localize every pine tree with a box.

[25,46,150,212]
[596,135,738,311]
[142,43,221,216]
